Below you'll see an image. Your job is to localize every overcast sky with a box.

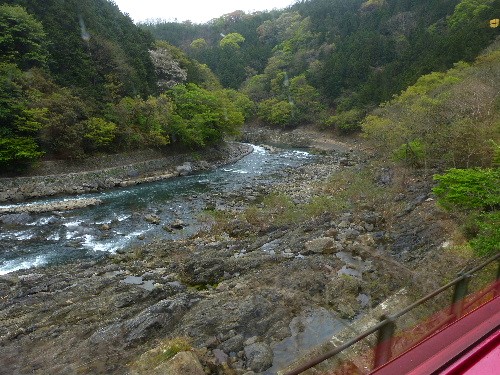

[112,0,297,24]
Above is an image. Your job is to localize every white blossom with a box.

[149,48,187,91]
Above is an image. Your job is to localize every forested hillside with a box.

[143,0,499,130]
[363,39,500,256]
[1,0,498,175]
[4,0,157,102]
[0,1,249,171]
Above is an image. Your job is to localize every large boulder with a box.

[144,214,161,225]
[244,342,273,372]
[304,237,341,254]
[176,162,193,176]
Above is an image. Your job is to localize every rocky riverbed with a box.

[0,128,468,375]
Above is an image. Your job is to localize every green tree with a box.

[84,117,117,150]
[167,84,244,147]
[258,98,295,127]
[219,32,245,49]
[0,4,48,70]
[190,38,208,50]
[37,88,89,159]
[242,74,270,102]
[0,136,43,170]
[0,63,46,169]
[105,95,171,150]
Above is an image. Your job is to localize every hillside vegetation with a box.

[0,1,249,171]
[143,0,499,130]
[362,40,500,256]
[2,0,498,168]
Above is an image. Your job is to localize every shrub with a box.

[84,117,117,150]
[258,98,295,127]
[0,136,43,170]
[393,140,426,167]
[326,109,364,134]
[470,212,500,256]
[433,167,500,256]
[433,168,500,211]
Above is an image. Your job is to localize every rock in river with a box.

[144,214,161,225]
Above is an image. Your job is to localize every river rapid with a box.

[0,145,314,275]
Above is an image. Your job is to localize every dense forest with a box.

[143,0,499,130]
[2,0,498,170]
[0,0,250,170]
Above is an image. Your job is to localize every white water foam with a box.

[15,230,35,241]
[65,231,77,240]
[25,216,58,226]
[82,234,120,253]
[95,214,130,225]
[223,168,249,174]
[0,255,48,275]
[0,232,15,240]
[63,220,83,228]
[252,145,267,155]
[285,150,311,159]
[81,229,148,253]
[47,233,60,241]
[293,150,311,158]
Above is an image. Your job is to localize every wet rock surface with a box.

[0,128,460,374]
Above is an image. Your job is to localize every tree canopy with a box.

[142,0,499,130]
[0,1,248,171]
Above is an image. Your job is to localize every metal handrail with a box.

[284,251,500,375]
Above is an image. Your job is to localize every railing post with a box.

[451,275,470,319]
[495,259,500,297]
[373,315,396,369]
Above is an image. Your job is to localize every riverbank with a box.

[0,142,252,203]
[0,127,474,375]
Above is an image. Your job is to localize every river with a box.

[0,145,314,275]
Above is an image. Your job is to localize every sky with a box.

[112,0,297,24]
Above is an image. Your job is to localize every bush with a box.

[84,117,117,150]
[470,211,500,256]
[433,167,500,256]
[393,140,426,167]
[0,136,43,170]
[258,98,295,127]
[325,109,364,134]
[433,168,500,211]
